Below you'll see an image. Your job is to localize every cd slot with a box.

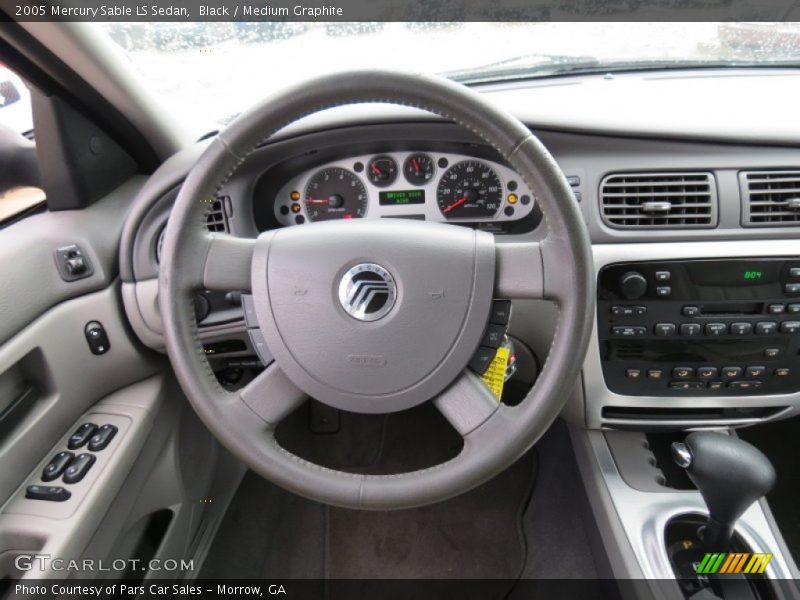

[699,302,762,316]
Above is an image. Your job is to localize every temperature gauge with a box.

[366,155,398,188]
[403,153,435,185]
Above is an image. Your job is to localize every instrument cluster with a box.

[273,151,536,229]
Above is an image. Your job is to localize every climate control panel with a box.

[598,258,800,397]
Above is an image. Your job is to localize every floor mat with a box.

[324,453,535,579]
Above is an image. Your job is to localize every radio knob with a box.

[620,271,648,300]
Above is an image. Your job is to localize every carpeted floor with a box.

[200,406,601,593]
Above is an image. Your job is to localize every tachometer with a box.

[436,160,502,220]
[304,167,368,221]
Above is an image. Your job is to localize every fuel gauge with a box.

[366,155,398,187]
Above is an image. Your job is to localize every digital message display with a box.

[379,189,425,206]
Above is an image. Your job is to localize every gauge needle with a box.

[442,196,467,214]
[304,198,329,205]
[370,164,382,175]
[411,158,421,172]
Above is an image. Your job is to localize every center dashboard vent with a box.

[740,170,800,226]
[600,172,717,229]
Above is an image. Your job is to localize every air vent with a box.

[600,172,717,229]
[205,196,230,232]
[740,170,800,226]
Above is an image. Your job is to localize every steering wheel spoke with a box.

[202,234,255,292]
[239,362,307,427]
[495,241,546,299]
[433,370,501,437]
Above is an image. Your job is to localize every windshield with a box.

[102,22,800,127]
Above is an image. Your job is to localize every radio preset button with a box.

[755,322,778,335]
[680,323,702,337]
[611,326,646,337]
[787,304,800,313]
[721,366,743,379]
[779,321,800,334]
[764,348,782,358]
[705,323,728,336]
[654,323,676,336]
[745,365,766,378]
[672,367,694,379]
[682,306,700,317]
[696,366,718,379]
[768,304,786,314]
[730,322,753,335]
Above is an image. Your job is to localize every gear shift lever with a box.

[672,432,776,550]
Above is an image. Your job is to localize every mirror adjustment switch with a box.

[63,453,96,484]
[84,321,110,355]
[26,485,71,502]
[42,451,74,482]
[88,424,118,452]
[54,244,93,282]
[68,423,97,450]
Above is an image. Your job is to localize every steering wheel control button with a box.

[705,323,728,336]
[755,321,778,335]
[680,323,702,337]
[490,300,512,325]
[482,325,506,349]
[42,451,75,482]
[654,323,676,336]
[721,366,743,379]
[84,321,110,355]
[68,423,97,450]
[248,329,275,367]
[63,453,96,484]
[672,367,694,379]
[242,294,258,327]
[780,321,800,333]
[730,322,753,335]
[469,346,497,376]
[26,485,71,502]
[338,263,396,322]
[611,326,646,337]
[88,424,118,452]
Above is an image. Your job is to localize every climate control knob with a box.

[620,271,648,300]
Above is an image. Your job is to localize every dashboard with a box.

[119,70,800,433]
[272,151,537,228]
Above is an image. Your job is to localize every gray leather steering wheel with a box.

[159,71,594,510]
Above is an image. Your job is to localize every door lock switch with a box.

[84,321,110,355]
[42,451,74,482]
[68,423,97,450]
[88,424,118,452]
[63,453,96,484]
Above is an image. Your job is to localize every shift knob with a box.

[672,432,776,550]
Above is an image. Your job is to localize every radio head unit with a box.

[597,258,800,397]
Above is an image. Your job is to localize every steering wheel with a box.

[159,71,594,510]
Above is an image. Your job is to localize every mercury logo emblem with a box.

[338,263,396,322]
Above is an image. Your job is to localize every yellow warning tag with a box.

[481,346,510,401]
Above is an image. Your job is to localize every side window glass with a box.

[0,62,45,224]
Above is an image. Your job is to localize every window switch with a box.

[63,453,96,484]
[88,424,118,452]
[26,485,71,502]
[42,451,74,482]
[68,423,97,450]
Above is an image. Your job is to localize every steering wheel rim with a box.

[158,70,594,510]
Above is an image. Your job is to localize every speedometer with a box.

[304,167,368,222]
[436,160,502,220]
